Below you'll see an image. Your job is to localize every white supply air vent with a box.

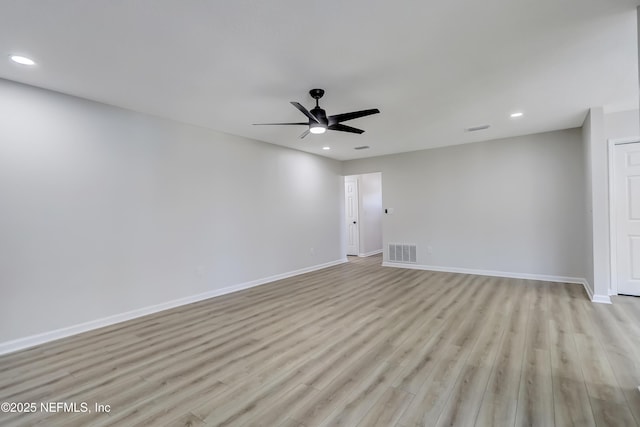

[388,244,417,263]
[465,124,490,132]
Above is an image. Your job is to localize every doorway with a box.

[610,140,640,296]
[344,173,383,257]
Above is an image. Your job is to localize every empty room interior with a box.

[2,1,640,426]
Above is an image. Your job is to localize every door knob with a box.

[353,221,357,224]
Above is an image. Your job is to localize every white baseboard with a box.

[382,262,583,283]
[581,278,594,302]
[0,258,348,356]
[358,249,383,258]
[591,294,612,304]
[382,262,612,303]
[578,278,611,304]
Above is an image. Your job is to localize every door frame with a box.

[608,137,640,295]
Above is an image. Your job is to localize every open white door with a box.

[345,177,359,256]
[613,141,640,296]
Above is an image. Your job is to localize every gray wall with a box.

[605,109,640,140]
[0,79,344,343]
[344,129,586,279]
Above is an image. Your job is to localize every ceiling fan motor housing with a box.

[310,107,328,125]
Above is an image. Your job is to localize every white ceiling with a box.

[1,1,639,160]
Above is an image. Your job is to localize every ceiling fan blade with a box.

[291,102,319,123]
[253,122,308,126]
[299,129,310,139]
[328,123,365,134]
[328,108,380,124]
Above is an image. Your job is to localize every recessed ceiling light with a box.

[10,55,36,66]
[510,112,524,118]
[322,146,331,150]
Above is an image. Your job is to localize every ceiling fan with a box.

[253,89,380,138]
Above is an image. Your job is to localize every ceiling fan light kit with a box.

[254,89,380,139]
[309,123,326,134]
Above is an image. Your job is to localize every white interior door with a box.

[345,177,359,256]
[614,141,640,296]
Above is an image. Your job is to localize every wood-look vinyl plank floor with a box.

[1,254,639,427]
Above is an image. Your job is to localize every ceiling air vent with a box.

[465,124,490,132]
[354,145,370,150]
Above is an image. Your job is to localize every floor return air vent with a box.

[388,244,417,263]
